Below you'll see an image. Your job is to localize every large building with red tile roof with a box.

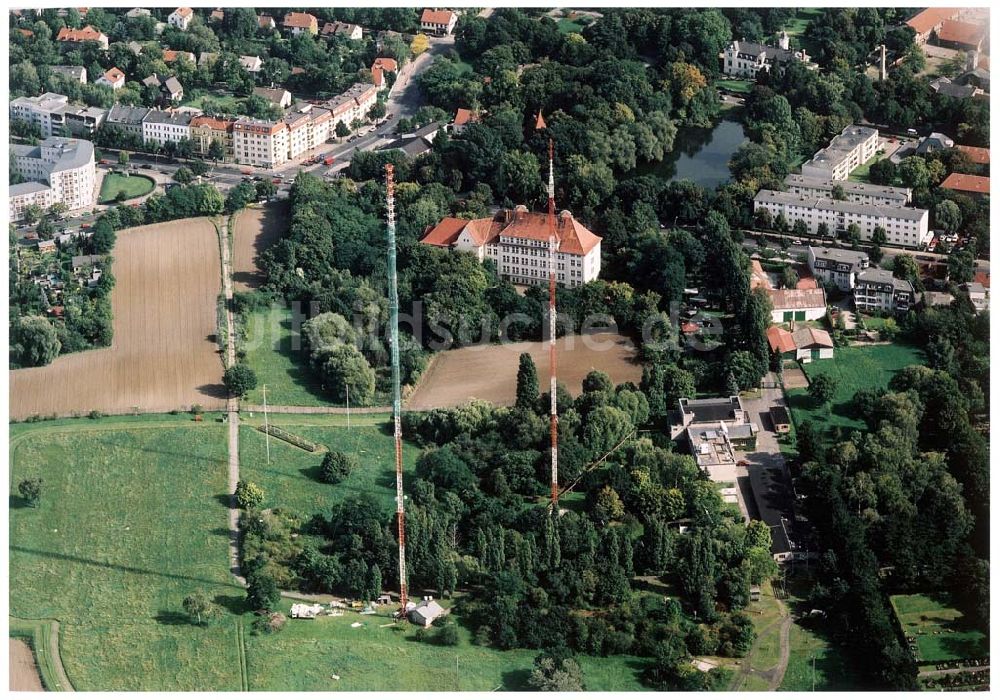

[906,8,960,43]
[940,172,990,197]
[956,144,990,166]
[56,25,108,50]
[421,205,602,286]
[420,9,458,36]
[936,19,986,51]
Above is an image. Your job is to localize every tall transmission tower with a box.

[385,163,408,615]
[546,139,559,508]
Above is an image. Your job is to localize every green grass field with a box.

[557,18,587,34]
[783,8,823,38]
[183,92,242,114]
[98,172,156,203]
[240,306,334,407]
[786,343,924,439]
[890,594,988,663]
[848,154,883,184]
[714,78,754,95]
[9,420,243,691]
[237,414,410,516]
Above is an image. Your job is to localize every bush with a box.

[435,624,459,646]
[252,611,287,634]
[18,477,42,507]
[320,450,358,484]
[88,410,105,419]
[235,480,265,509]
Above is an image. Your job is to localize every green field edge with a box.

[9,616,74,692]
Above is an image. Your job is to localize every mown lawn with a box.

[557,18,587,34]
[715,78,754,95]
[240,306,334,407]
[890,594,988,663]
[9,420,243,691]
[783,8,823,38]
[237,415,415,516]
[98,172,156,203]
[244,597,647,691]
[786,343,924,440]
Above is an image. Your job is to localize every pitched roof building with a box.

[420,9,458,35]
[940,172,990,197]
[56,25,109,50]
[956,144,990,165]
[282,11,318,36]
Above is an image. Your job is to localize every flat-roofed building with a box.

[784,174,911,206]
[753,189,931,248]
[233,117,288,168]
[9,137,96,220]
[671,396,758,472]
[800,124,879,181]
[11,92,71,137]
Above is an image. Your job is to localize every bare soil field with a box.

[9,638,43,691]
[232,202,288,291]
[10,218,226,419]
[406,332,642,410]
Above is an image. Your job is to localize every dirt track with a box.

[9,638,44,691]
[405,332,643,410]
[10,218,226,419]
[232,203,287,291]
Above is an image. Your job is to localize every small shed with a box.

[750,585,762,602]
[290,603,324,619]
[408,598,445,628]
[769,406,791,434]
[375,594,392,606]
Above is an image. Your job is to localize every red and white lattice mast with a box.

[546,139,559,508]
[385,164,408,615]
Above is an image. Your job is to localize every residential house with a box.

[768,287,827,323]
[141,109,193,148]
[409,598,446,628]
[956,144,990,168]
[452,107,481,134]
[253,86,292,109]
[800,124,879,181]
[915,132,955,156]
[142,74,184,105]
[126,7,152,19]
[258,14,276,31]
[56,26,109,50]
[37,239,57,254]
[321,21,363,41]
[671,396,757,472]
[961,281,989,312]
[807,246,871,292]
[162,49,196,66]
[9,137,96,221]
[190,115,235,161]
[240,55,263,74]
[10,93,104,139]
[721,32,815,79]
[49,65,87,83]
[371,57,398,91]
[106,104,152,140]
[209,9,225,23]
[282,12,318,37]
[127,41,144,56]
[382,121,442,158]
[939,172,990,198]
[96,67,126,90]
[854,267,915,313]
[754,189,931,248]
[422,205,602,287]
[168,7,194,31]
[420,9,458,36]
[323,83,378,130]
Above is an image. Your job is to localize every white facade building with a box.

[421,206,602,287]
[9,137,96,221]
[721,33,814,78]
[233,118,289,168]
[142,109,193,147]
[420,9,458,36]
[807,247,871,292]
[854,267,915,314]
[168,7,194,30]
[800,125,880,181]
[11,93,71,138]
[754,189,931,248]
[323,83,378,130]
[784,174,911,206]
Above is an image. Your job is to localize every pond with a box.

[635,118,748,189]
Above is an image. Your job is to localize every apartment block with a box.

[800,124,879,181]
[10,137,96,220]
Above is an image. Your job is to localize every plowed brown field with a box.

[232,202,287,291]
[9,639,43,691]
[10,218,226,419]
[405,332,643,410]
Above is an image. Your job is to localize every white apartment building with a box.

[721,33,814,79]
[324,83,378,130]
[421,206,602,287]
[233,118,289,168]
[807,247,871,292]
[800,125,880,181]
[11,93,71,137]
[142,109,193,147]
[284,103,333,159]
[754,189,931,248]
[784,174,911,206]
[854,267,915,314]
[168,7,194,30]
[9,137,96,221]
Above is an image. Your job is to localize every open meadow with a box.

[9,218,227,419]
[9,417,242,691]
[890,593,988,664]
[785,343,924,439]
[406,332,643,410]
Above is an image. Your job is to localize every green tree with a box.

[18,477,42,507]
[12,315,61,367]
[831,184,846,200]
[223,363,257,397]
[173,166,194,184]
[208,138,225,162]
[528,653,585,691]
[246,569,281,611]
[934,200,962,234]
[948,249,975,285]
[593,485,625,523]
[118,150,130,168]
[780,265,798,289]
[320,450,357,484]
[516,353,539,411]
[235,480,264,509]
[582,405,634,454]
[182,590,219,625]
[808,373,836,407]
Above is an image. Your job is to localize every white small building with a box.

[420,9,458,36]
[961,282,989,312]
[96,67,126,90]
[408,598,445,628]
[290,603,324,619]
[168,7,194,31]
[768,287,827,323]
[239,55,263,74]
